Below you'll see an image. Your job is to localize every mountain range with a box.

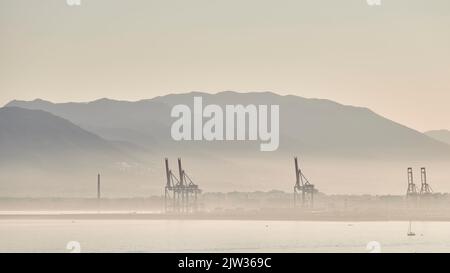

[425,130,450,146]
[6,91,450,159]
[0,107,125,167]
[2,91,450,196]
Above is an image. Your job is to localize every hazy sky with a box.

[0,0,449,132]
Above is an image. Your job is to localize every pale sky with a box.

[0,0,449,132]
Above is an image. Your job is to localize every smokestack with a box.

[97,173,101,199]
[294,157,299,185]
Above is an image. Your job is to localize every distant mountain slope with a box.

[6,92,450,159]
[152,91,450,158]
[0,107,157,197]
[6,98,170,149]
[425,130,450,146]
[0,107,125,167]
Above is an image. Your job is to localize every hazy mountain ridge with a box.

[0,106,127,167]
[7,98,171,149]
[425,130,450,146]
[7,91,450,159]
[0,107,155,197]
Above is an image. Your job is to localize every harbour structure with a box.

[164,158,201,213]
[293,157,316,208]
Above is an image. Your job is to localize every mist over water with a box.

[1,220,449,253]
[2,157,449,197]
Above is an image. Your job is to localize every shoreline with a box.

[1,211,450,222]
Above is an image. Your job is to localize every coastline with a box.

[1,210,450,222]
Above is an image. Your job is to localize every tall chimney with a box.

[97,173,101,199]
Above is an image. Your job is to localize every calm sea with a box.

[1,219,449,253]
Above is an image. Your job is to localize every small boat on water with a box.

[407,221,416,237]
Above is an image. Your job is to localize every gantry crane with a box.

[164,158,201,213]
[293,157,316,208]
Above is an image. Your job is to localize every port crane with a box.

[420,167,433,195]
[164,158,201,213]
[406,167,418,198]
[293,157,316,208]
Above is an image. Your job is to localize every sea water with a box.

[0,219,449,253]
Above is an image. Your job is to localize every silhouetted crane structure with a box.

[420,167,433,196]
[293,157,316,208]
[406,167,418,198]
[164,158,201,213]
